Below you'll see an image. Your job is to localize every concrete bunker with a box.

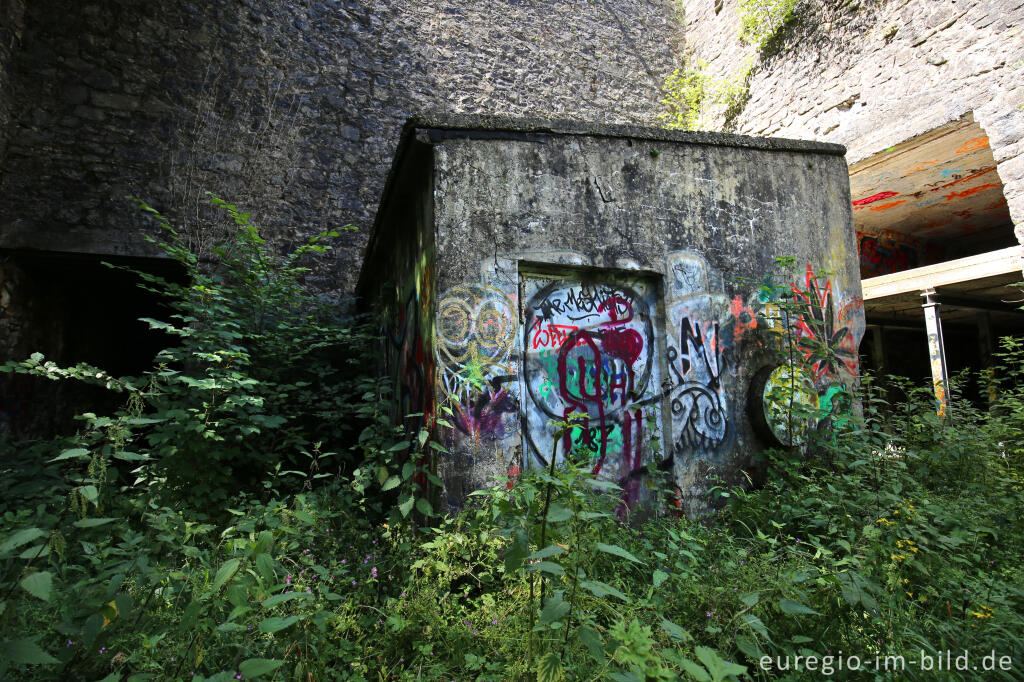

[358,116,865,516]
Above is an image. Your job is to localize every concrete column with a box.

[921,288,950,416]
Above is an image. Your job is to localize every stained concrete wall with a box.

[362,118,865,515]
[680,0,1024,244]
[0,0,680,295]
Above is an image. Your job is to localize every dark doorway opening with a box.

[0,249,186,440]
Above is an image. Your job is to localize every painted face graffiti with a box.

[436,284,518,443]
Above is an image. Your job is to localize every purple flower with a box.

[705,611,712,618]
[352,580,357,585]
[286,574,292,585]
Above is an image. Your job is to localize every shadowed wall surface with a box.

[0,0,679,295]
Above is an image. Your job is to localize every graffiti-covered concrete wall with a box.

[360,116,865,516]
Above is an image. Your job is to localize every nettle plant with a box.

[464,427,747,682]
[3,196,368,508]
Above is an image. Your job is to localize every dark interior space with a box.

[860,318,1024,408]
[0,249,185,440]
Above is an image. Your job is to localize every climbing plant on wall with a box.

[660,0,803,131]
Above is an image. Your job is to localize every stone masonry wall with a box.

[0,0,681,294]
[681,0,1024,243]
[0,0,26,161]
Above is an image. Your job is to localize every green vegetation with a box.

[660,58,753,132]
[2,201,1023,680]
[736,0,802,50]
[661,0,802,131]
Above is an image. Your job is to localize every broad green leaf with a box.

[381,475,401,491]
[239,658,285,677]
[73,518,116,528]
[0,528,46,555]
[579,579,628,601]
[114,593,133,621]
[212,558,241,592]
[537,651,563,682]
[735,635,763,661]
[779,598,820,616]
[79,485,99,503]
[539,594,570,626]
[739,592,760,607]
[838,571,878,610]
[19,544,50,560]
[112,451,149,461]
[20,572,53,601]
[415,498,433,516]
[258,615,301,633]
[401,462,415,480]
[397,495,414,518]
[652,569,669,588]
[739,613,770,639]
[679,658,712,682]
[660,618,691,642]
[504,530,528,573]
[694,646,747,681]
[376,466,389,485]
[292,509,314,525]
[528,561,564,576]
[262,592,310,608]
[596,543,644,564]
[1,638,60,664]
[546,504,572,523]
[388,441,409,452]
[578,625,604,661]
[608,674,641,682]
[528,544,565,560]
[255,553,275,581]
[49,448,90,462]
